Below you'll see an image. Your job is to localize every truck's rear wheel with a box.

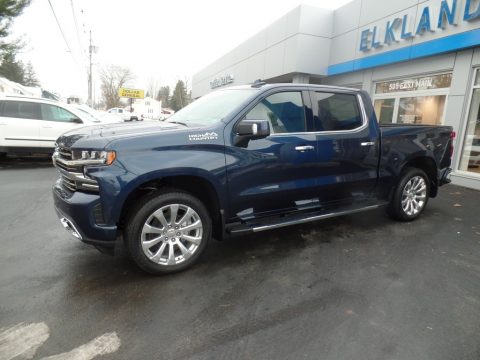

[387,167,430,221]
[124,191,211,274]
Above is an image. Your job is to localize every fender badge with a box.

[188,132,218,141]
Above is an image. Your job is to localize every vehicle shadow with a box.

[0,155,53,170]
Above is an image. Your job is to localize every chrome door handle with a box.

[295,145,315,151]
[361,141,375,146]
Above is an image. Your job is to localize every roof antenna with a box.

[251,79,266,88]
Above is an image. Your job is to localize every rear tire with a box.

[387,167,430,221]
[124,190,211,274]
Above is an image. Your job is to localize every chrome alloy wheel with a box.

[401,176,427,216]
[141,204,203,266]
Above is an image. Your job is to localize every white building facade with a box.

[192,0,480,190]
[131,96,163,120]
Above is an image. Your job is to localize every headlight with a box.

[71,150,116,165]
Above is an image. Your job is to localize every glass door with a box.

[459,69,480,175]
[373,98,396,124]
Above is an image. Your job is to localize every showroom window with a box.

[459,69,480,175]
[373,73,451,125]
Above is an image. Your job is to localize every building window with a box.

[373,73,451,125]
[459,69,480,175]
[397,96,446,125]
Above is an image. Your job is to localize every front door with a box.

[225,90,321,221]
[39,104,82,148]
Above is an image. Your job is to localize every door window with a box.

[313,92,362,131]
[245,91,305,134]
[41,104,80,122]
[0,101,41,119]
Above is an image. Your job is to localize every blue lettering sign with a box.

[359,29,371,51]
[372,26,382,48]
[438,0,457,29]
[416,7,434,35]
[384,18,401,44]
[401,14,413,39]
[464,0,480,21]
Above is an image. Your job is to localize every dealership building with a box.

[192,0,480,190]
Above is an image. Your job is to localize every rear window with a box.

[313,93,363,131]
[0,100,41,120]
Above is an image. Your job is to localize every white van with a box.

[0,96,102,156]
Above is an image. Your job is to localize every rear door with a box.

[39,104,83,148]
[310,90,379,203]
[225,90,320,220]
[0,100,42,149]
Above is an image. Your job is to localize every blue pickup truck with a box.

[52,83,453,274]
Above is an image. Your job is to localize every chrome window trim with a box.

[268,93,368,137]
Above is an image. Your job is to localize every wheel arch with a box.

[117,172,225,240]
[400,156,438,197]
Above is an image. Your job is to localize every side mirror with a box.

[71,118,83,124]
[236,119,270,137]
[234,119,270,147]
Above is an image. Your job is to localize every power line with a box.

[47,0,73,54]
[47,0,84,72]
[70,0,85,59]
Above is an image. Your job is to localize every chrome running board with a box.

[227,203,385,235]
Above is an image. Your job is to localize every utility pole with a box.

[88,30,93,107]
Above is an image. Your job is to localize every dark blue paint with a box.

[52,84,452,246]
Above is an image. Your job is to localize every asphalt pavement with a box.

[1,157,480,360]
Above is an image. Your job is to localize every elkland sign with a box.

[359,0,480,52]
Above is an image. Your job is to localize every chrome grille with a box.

[53,146,99,193]
[61,174,77,192]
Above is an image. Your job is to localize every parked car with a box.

[52,83,453,274]
[107,107,143,121]
[0,95,105,156]
[73,104,124,124]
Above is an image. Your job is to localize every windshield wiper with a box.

[166,121,188,127]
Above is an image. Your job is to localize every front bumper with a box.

[52,180,118,247]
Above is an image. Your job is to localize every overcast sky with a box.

[11,0,352,100]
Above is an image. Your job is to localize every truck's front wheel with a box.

[124,191,211,274]
[387,167,430,221]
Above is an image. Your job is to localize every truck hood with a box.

[56,121,186,149]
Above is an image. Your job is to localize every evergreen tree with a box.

[23,61,39,86]
[0,0,31,52]
[157,86,170,108]
[0,47,25,83]
[170,81,187,111]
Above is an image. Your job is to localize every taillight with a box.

[449,131,455,157]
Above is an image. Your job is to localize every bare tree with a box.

[147,77,161,100]
[100,65,134,109]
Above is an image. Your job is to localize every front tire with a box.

[387,167,430,221]
[124,190,211,274]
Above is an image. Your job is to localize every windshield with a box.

[75,107,101,123]
[166,89,258,127]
